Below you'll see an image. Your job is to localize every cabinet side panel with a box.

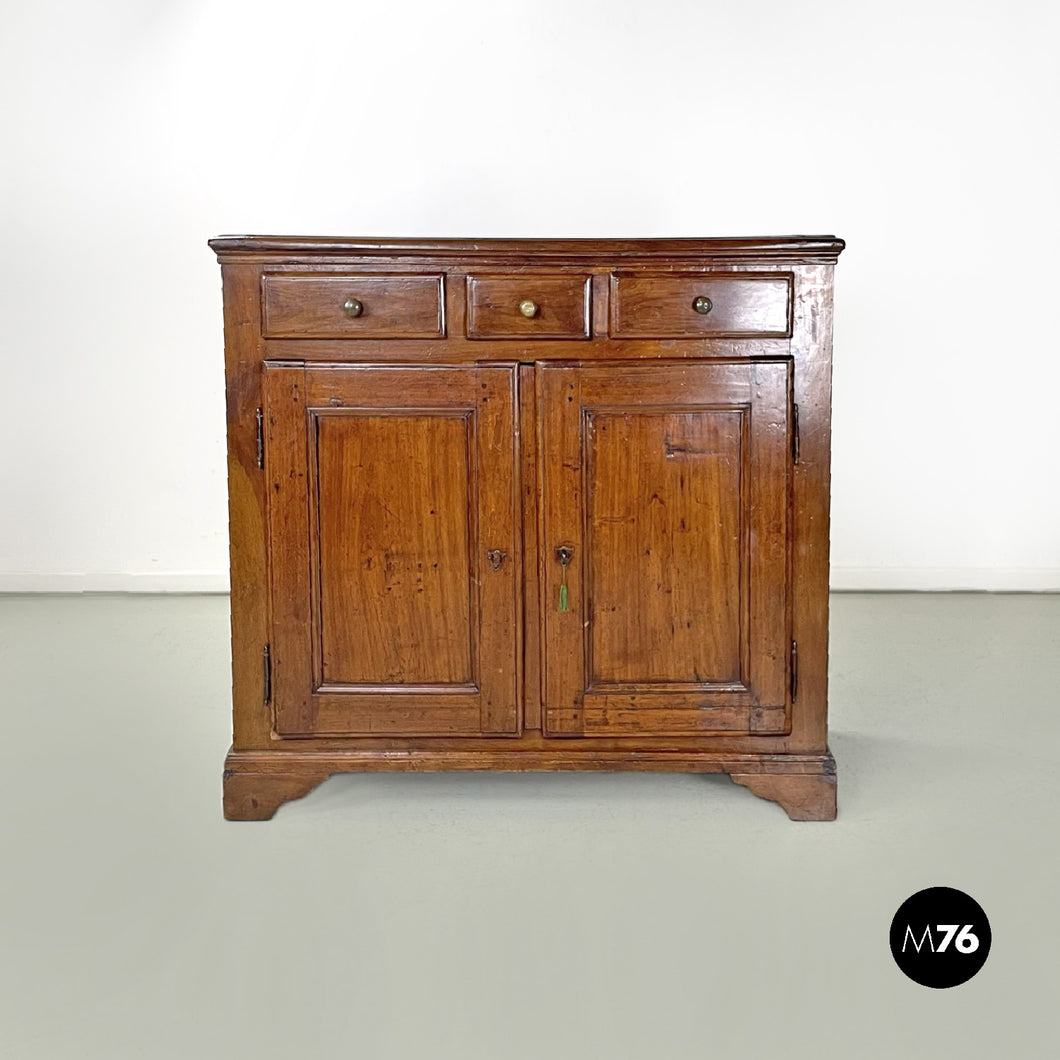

[789,263,834,750]
[222,263,272,749]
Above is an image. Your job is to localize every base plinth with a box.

[222,748,837,821]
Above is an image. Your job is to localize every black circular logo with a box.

[889,887,991,988]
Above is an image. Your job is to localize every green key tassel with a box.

[558,583,569,612]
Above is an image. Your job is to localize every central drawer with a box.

[466,274,591,339]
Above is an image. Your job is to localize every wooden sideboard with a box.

[210,236,845,820]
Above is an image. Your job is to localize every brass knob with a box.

[343,297,364,318]
[519,299,538,318]
[692,295,713,315]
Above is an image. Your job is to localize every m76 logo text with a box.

[901,924,980,955]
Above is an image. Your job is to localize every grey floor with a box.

[0,594,1057,1058]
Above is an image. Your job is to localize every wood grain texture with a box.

[265,364,519,737]
[222,745,834,819]
[467,274,590,339]
[587,407,743,684]
[223,766,332,821]
[264,335,793,364]
[211,235,845,262]
[540,361,790,736]
[225,746,834,773]
[212,235,844,820]
[580,704,786,735]
[611,272,792,338]
[788,263,835,751]
[518,364,542,731]
[315,411,473,685]
[220,263,272,750]
[262,274,444,338]
[730,770,837,821]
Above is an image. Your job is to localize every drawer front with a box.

[467,274,591,339]
[610,273,792,338]
[262,274,445,338]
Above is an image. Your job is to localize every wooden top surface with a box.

[209,235,845,263]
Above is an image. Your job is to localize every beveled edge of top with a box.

[208,234,845,263]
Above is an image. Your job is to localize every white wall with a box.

[1,0,1057,592]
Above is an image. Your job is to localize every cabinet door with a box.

[264,364,519,736]
[540,361,792,736]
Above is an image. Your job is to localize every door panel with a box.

[265,363,519,737]
[540,361,792,737]
[315,412,474,687]
[587,408,745,686]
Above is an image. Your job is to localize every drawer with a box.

[467,274,591,339]
[262,274,445,338]
[610,272,792,338]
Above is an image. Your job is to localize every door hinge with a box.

[790,640,798,702]
[792,403,800,465]
[263,644,272,705]
[256,407,265,469]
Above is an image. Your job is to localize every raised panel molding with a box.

[584,405,748,690]
[310,408,476,689]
